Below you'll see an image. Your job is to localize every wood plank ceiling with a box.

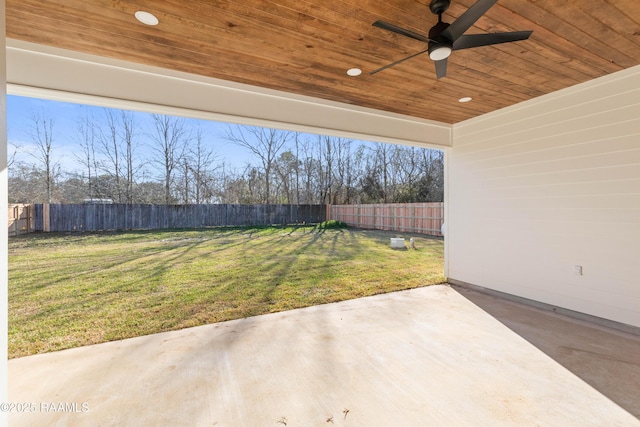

[6,0,640,124]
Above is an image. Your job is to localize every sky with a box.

[6,94,262,174]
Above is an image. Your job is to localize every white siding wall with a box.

[448,66,640,327]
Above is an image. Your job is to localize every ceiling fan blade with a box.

[441,0,498,42]
[373,20,431,43]
[453,31,533,50]
[369,48,430,75]
[435,58,448,79]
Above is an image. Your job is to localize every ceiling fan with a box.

[371,0,533,79]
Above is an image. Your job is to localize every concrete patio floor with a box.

[8,284,640,426]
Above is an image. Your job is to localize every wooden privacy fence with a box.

[328,202,444,236]
[8,204,34,237]
[31,203,326,232]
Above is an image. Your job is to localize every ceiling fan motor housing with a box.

[429,20,451,42]
[428,20,453,59]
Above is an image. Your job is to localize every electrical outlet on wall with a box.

[574,265,583,276]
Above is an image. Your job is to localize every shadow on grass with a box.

[8,226,444,357]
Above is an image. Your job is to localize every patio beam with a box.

[6,39,452,149]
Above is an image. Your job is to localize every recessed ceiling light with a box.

[458,97,472,103]
[135,11,159,26]
[347,68,362,77]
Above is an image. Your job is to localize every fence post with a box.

[326,204,331,222]
[392,205,396,231]
[411,205,415,234]
[373,205,376,230]
[13,205,19,236]
[43,203,50,232]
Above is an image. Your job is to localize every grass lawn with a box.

[8,225,445,358]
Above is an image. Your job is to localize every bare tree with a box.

[317,135,334,204]
[97,109,123,202]
[28,111,57,203]
[322,137,363,204]
[120,111,139,204]
[298,136,321,204]
[313,136,363,204]
[177,155,192,203]
[374,143,394,203]
[16,103,444,206]
[293,132,301,204]
[224,125,290,203]
[421,149,444,202]
[7,140,19,169]
[149,114,189,204]
[273,150,299,203]
[74,110,99,200]
[190,128,219,204]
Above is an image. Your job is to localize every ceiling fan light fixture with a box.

[347,68,362,76]
[429,45,451,61]
[135,11,159,26]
